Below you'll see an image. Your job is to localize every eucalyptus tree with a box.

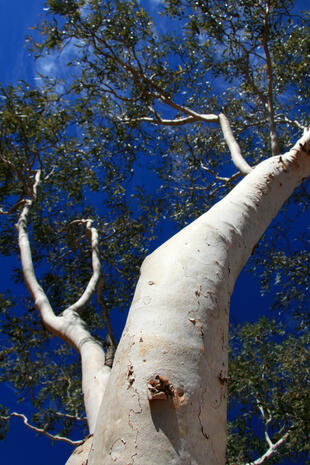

[0,0,309,464]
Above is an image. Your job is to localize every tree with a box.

[0,0,309,464]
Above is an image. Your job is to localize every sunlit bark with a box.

[85,133,310,465]
[16,174,110,434]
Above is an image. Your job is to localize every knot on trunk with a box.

[147,374,184,401]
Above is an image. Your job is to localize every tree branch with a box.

[54,411,87,422]
[275,115,309,133]
[256,399,273,448]
[64,219,101,315]
[244,430,290,465]
[15,170,61,337]
[243,396,293,465]
[219,113,253,175]
[120,112,218,126]
[0,412,84,446]
[236,48,267,107]
[92,34,218,124]
[15,172,101,350]
[97,277,116,348]
[262,9,280,156]
[15,169,110,433]
[0,199,25,215]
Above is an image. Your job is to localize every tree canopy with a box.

[0,0,309,463]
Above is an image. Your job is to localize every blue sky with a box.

[0,1,305,464]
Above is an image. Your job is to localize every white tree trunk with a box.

[76,137,309,465]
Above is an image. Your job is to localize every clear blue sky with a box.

[0,1,301,464]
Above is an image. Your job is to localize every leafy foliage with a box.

[228,318,310,464]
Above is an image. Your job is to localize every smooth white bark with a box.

[245,431,290,465]
[219,113,253,175]
[16,176,110,434]
[87,134,310,465]
[65,435,93,465]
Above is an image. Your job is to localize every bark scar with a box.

[148,374,174,400]
[127,364,135,388]
[218,370,229,384]
[127,363,142,465]
[198,406,209,440]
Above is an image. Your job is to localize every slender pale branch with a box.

[219,113,253,175]
[155,94,219,123]
[16,175,101,349]
[244,396,293,465]
[0,412,84,446]
[256,399,273,448]
[119,112,218,127]
[16,170,60,336]
[244,430,290,465]
[64,219,101,315]
[119,114,195,126]
[54,411,87,422]
[15,170,110,433]
[275,115,309,133]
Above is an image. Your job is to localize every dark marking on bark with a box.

[195,286,201,297]
[299,142,310,154]
[188,318,204,339]
[251,243,258,255]
[127,365,135,387]
[198,407,209,440]
[278,155,287,172]
[218,370,229,384]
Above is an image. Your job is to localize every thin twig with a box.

[54,411,87,422]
